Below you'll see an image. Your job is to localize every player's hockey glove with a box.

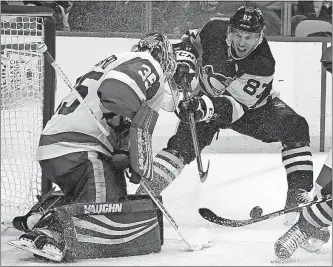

[173,40,198,87]
[173,61,196,86]
[176,95,214,123]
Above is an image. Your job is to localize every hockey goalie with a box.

[8,33,181,262]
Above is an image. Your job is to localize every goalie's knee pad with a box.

[136,149,185,195]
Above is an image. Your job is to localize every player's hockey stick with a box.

[179,64,210,182]
[38,43,204,251]
[198,194,332,227]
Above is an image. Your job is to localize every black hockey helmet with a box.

[229,6,265,33]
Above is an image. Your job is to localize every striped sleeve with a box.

[98,56,163,118]
[113,57,160,98]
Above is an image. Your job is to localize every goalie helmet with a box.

[136,33,177,82]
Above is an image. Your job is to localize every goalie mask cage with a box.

[1,5,56,228]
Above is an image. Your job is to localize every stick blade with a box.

[199,160,210,182]
[198,208,242,227]
[198,208,218,223]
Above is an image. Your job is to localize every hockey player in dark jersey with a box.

[136,6,314,224]
[9,33,178,261]
[274,45,332,260]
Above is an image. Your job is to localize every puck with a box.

[250,206,263,219]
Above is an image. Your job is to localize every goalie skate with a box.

[8,239,63,262]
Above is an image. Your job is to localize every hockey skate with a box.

[283,189,311,226]
[300,227,330,253]
[8,229,64,262]
[275,218,318,259]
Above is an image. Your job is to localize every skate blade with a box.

[7,240,63,262]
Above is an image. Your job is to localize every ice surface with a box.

[1,153,332,266]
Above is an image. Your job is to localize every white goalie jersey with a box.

[36,51,174,161]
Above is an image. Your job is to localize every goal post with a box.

[1,5,56,226]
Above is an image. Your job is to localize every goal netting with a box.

[1,5,56,229]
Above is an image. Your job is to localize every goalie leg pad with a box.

[14,195,163,261]
[136,149,185,195]
[130,105,159,181]
[71,195,163,259]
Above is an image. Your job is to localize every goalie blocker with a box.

[11,191,164,261]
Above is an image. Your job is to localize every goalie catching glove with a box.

[176,95,214,123]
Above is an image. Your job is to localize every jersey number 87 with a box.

[243,78,272,98]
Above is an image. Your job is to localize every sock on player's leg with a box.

[136,150,185,195]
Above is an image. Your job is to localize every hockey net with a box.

[1,6,55,230]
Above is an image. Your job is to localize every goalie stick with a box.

[37,43,204,252]
[198,194,332,227]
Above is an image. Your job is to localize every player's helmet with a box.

[137,33,177,82]
[227,6,266,60]
[229,6,265,33]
